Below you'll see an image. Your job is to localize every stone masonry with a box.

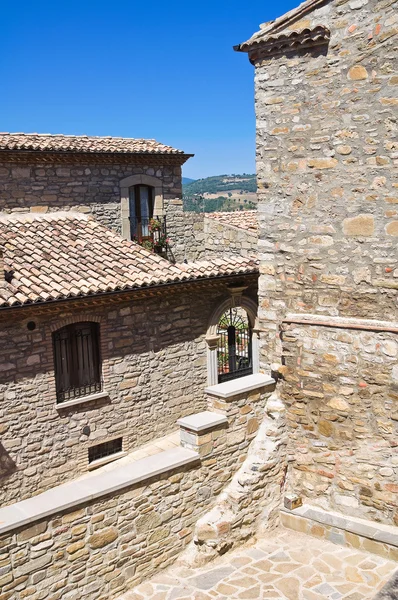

[166,203,258,263]
[0,378,276,600]
[0,279,258,507]
[236,0,398,526]
[0,154,258,264]
[0,163,182,234]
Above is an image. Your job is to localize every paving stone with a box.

[118,527,397,600]
[189,567,235,591]
[315,582,338,596]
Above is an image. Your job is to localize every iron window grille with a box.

[53,322,102,403]
[88,438,123,463]
[217,307,253,383]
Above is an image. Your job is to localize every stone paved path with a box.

[121,528,398,600]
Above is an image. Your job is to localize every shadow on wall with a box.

[0,442,17,478]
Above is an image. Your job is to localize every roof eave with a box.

[234,0,329,52]
[0,270,259,312]
[0,149,194,165]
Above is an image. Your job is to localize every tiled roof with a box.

[235,0,327,50]
[205,211,258,233]
[0,213,258,308]
[238,25,330,54]
[0,133,186,155]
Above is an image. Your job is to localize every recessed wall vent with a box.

[88,438,123,464]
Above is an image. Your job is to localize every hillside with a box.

[183,174,257,213]
[182,177,196,185]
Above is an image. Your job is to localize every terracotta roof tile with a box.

[235,0,328,50]
[0,132,186,155]
[205,211,258,233]
[0,213,258,308]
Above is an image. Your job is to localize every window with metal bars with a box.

[88,438,123,464]
[217,307,253,383]
[53,322,101,403]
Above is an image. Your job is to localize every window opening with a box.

[88,438,123,463]
[53,322,101,403]
[129,185,154,240]
[217,306,252,383]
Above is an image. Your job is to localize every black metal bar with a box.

[130,216,168,255]
[53,322,101,403]
[217,308,253,383]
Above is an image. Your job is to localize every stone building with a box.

[0,129,274,599]
[1,0,397,594]
[0,211,261,507]
[0,133,258,262]
[236,0,398,529]
[0,205,275,600]
[0,132,189,237]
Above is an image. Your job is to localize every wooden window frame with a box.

[129,185,154,241]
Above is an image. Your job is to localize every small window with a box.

[129,184,154,240]
[53,322,101,403]
[88,438,123,464]
[217,307,253,383]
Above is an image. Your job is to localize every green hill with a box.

[182,177,196,185]
[183,174,257,213]
[183,174,256,195]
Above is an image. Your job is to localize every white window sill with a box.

[56,390,109,410]
[87,451,127,471]
[205,373,275,399]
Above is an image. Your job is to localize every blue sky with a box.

[1,1,298,179]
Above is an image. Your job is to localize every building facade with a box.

[0,211,259,507]
[236,0,398,526]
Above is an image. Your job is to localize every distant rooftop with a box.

[0,212,258,308]
[0,132,189,156]
[206,211,257,233]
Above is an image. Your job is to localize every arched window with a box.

[206,295,260,387]
[53,322,101,403]
[129,184,154,241]
[217,306,253,383]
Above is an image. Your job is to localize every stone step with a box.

[281,504,398,562]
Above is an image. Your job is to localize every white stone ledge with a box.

[55,390,110,410]
[281,504,398,548]
[177,411,228,433]
[205,374,275,399]
[0,447,199,536]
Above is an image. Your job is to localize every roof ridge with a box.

[0,211,91,224]
[0,132,191,156]
[0,132,158,142]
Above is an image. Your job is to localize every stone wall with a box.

[204,216,257,258]
[282,320,398,525]
[0,280,258,507]
[0,381,275,600]
[166,205,258,263]
[165,202,207,262]
[182,390,286,567]
[0,162,182,234]
[0,160,258,263]
[250,0,398,525]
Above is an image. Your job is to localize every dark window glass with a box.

[88,438,123,463]
[53,322,101,403]
[129,185,154,240]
